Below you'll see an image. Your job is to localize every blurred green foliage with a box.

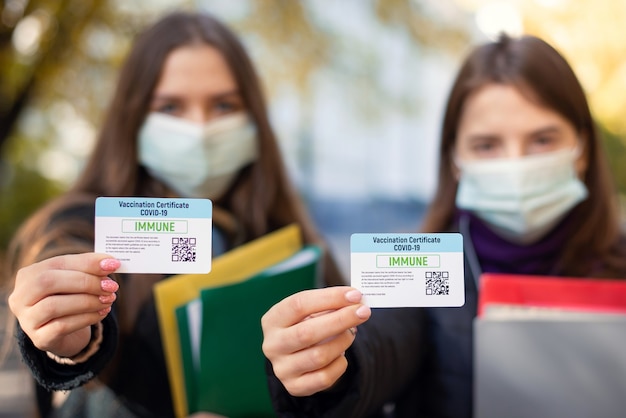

[1,0,626,269]
[0,0,472,256]
[0,162,64,253]
[601,127,626,195]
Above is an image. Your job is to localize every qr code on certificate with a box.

[425,271,449,295]
[171,237,196,262]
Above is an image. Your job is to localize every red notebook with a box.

[477,273,626,317]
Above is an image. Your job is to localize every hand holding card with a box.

[8,253,120,358]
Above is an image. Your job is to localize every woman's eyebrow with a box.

[210,90,242,100]
[465,133,499,142]
[150,94,181,102]
[151,89,242,101]
[527,125,561,137]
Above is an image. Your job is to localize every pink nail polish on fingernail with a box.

[98,306,112,316]
[345,290,362,303]
[100,258,121,271]
[101,279,119,293]
[356,305,371,319]
[99,294,116,304]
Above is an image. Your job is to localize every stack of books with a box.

[154,224,321,418]
[474,273,626,418]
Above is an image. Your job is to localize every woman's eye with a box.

[535,136,555,145]
[214,101,237,114]
[155,102,180,114]
[531,135,559,151]
[474,143,492,151]
[471,141,499,155]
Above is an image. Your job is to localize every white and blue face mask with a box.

[138,112,257,199]
[455,148,588,244]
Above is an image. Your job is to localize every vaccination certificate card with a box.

[351,233,465,308]
[94,197,212,274]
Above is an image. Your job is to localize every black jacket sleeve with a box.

[16,313,118,391]
[267,307,425,417]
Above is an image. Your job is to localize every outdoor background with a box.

[1,0,626,415]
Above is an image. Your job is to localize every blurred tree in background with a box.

[1,0,626,278]
[0,0,471,266]
[0,0,153,275]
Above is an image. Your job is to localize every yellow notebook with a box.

[153,224,302,418]
[178,245,322,416]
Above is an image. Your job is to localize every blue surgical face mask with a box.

[455,148,588,244]
[138,112,257,199]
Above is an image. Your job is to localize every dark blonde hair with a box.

[4,11,343,368]
[73,11,325,245]
[9,11,341,268]
[421,34,626,277]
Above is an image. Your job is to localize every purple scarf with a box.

[456,209,576,276]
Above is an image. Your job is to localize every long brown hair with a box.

[9,11,341,265]
[421,34,626,277]
[72,11,328,247]
[4,11,343,365]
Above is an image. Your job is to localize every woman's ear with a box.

[450,147,461,181]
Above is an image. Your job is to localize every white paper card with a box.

[351,233,465,308]
[94,197,212,274]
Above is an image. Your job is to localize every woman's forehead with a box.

[457,84,572,136]
[154,45,238,97]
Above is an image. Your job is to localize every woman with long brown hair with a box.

[6,10,342,418]
[261,34,626,417]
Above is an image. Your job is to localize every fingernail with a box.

[99,294,116,304]
[100,258,121,271]
[98,306,112,316]
[356,305,371,319]
[345,290,362,303]
[101,279,119,292]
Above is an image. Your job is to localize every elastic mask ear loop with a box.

[451,147,463,181]
[572,137,587,180]
[570,131,589,157]
[573,143,583,159]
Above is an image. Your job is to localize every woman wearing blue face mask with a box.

[5,11,343,418]
[261,34,626,417]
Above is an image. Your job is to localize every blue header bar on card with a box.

[351,233,463,253]
[95,197,212,219]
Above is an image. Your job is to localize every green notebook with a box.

[176,299,202,413]
[176,245,322,417]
